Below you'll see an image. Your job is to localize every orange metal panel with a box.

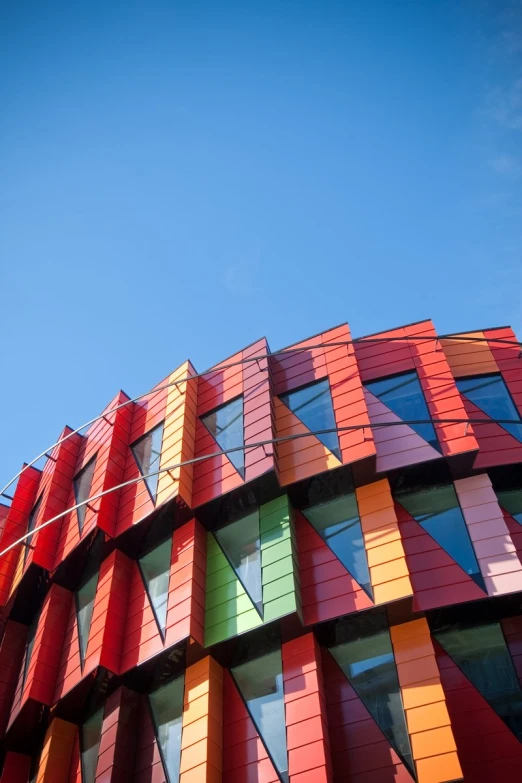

[180,656,223,783]
[35,717,77,783]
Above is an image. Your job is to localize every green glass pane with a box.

[366,371,439,450]
[457,375,522,442]
[81,708,104,783]
[149,676,185,783]
[303,494,372,598]
[131,422,164,502]
[201,397,245,477]
[330,631,413,773]
[73,458,96,532]
[215,511,262,615]
[280,379,340,459]
[139,539,172,636]
[232,650,288,782]
[435,622,522,741]
[76,572,98,662]
[397,485,485,590]
[497,489,522,526]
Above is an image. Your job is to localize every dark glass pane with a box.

[81,708,104,783]
[330,631,413,772]
[76,572,98,663]
[149,676,184,783]
[303,494,372,598]
[457,375,522,442]
[232,649,288,782]
[215,511,262,614]
[73,458,97,532]
[397,485,485,589]
[365,371,439,450]
[21,617,37,691]
[24,494,42,566]
[497,489,522,526]
[280,379,340,459]
[435,622,522,741]
[201,397,245,477]
[131,422,164,502]
[139,539,171,636]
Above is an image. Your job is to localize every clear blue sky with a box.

[1,0,521,488]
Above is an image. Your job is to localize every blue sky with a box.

[1,0,521,488]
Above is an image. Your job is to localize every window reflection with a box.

[139,538,172,636]
[215,510,262,614]
[281,379,340,459]
[81,708,104,783]
[201,397,245,476]
[149,676,184,783]
[457,374,522,442]
[131,423,164,501]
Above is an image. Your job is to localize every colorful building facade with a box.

[0,319,522,782]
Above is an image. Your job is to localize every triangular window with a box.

[457,374,522,442]
[149,676,185,783]
[131,423,164,502]
[139,538,172,637]
[329,630,414,773]
[303,494,372,598]
[280,379,340,459]
[215,510,262,616]
[201,397,245,477]
[397,484,485,590]
[24,494,42,566]
[365,371,439,450]
[76,572,98,665]
[73,457,97,533]
[434,622,522,741]
[497,489,522,526]
[232,649,288,783]
[80,707,104,783]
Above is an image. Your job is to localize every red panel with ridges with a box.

[0,465,41,606]
[295,511,373,625]
[484,326,522,418]
[223,668,279,783]
[8,583,71,728]
[395,501,486,611]
[501,615,522,689]
[0,621,28,736]
[132,694,166,783]
[459,396,522,469]
[52,590,80,704]
[68,731,81,783]
[322,648,413,783]
[282,633,332,783]
[96,686,140,783]
[121,519,205,673]
[435,638,522,782]
[0,752,31,782]
[115,383,167,537]
[29,427,83,572]
[242,339,276,484]
[503,510,522,567]
[54,392,133,569]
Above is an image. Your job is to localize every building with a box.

[0,318,521,783]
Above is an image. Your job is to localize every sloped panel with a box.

[441,331,499,378]
[0,752,31,782]
[484,327,522,419]
[458,396,522,469]
[34,718,77,783]
[0,621,27,737]
[180,657,223,783]
[242,338,276,484]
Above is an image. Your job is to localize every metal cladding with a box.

[1,319,522,782]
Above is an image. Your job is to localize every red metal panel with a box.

[459,397,522,469]
[115,384,167,537]
[223,669,279,783]
[132,694,166,783]
[0,464,41,606]
[242,339,275,484]
[435,639,522,781]
[322,648,413,783]
[0,621,27,736]
[0,752,31,782]
[395,501,486,611]
[502,510,522,567]
[282,633,332,783]
[96,686,140,782]
[295,510,373,625]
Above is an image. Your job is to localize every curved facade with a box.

[0,319,522,782]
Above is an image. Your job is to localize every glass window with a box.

[435,622,522,741]
[397,484,485,590]
[303,494,372,598]
[24,494,42,566]
[139,538,172,636]
[215,510,262,615]
[149,676,184,783]
[497,489,522,526]
[330,630,413,772]
[232,649,288,782]
[80,708,104,783]
[201,397,245,477]
[131,422,164,502]
[280,379,340,459]
[73,458,97,532]
[457,374,522,442]
[365,371,439,450]
[21,617,38,692]
[76,572,98,663]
